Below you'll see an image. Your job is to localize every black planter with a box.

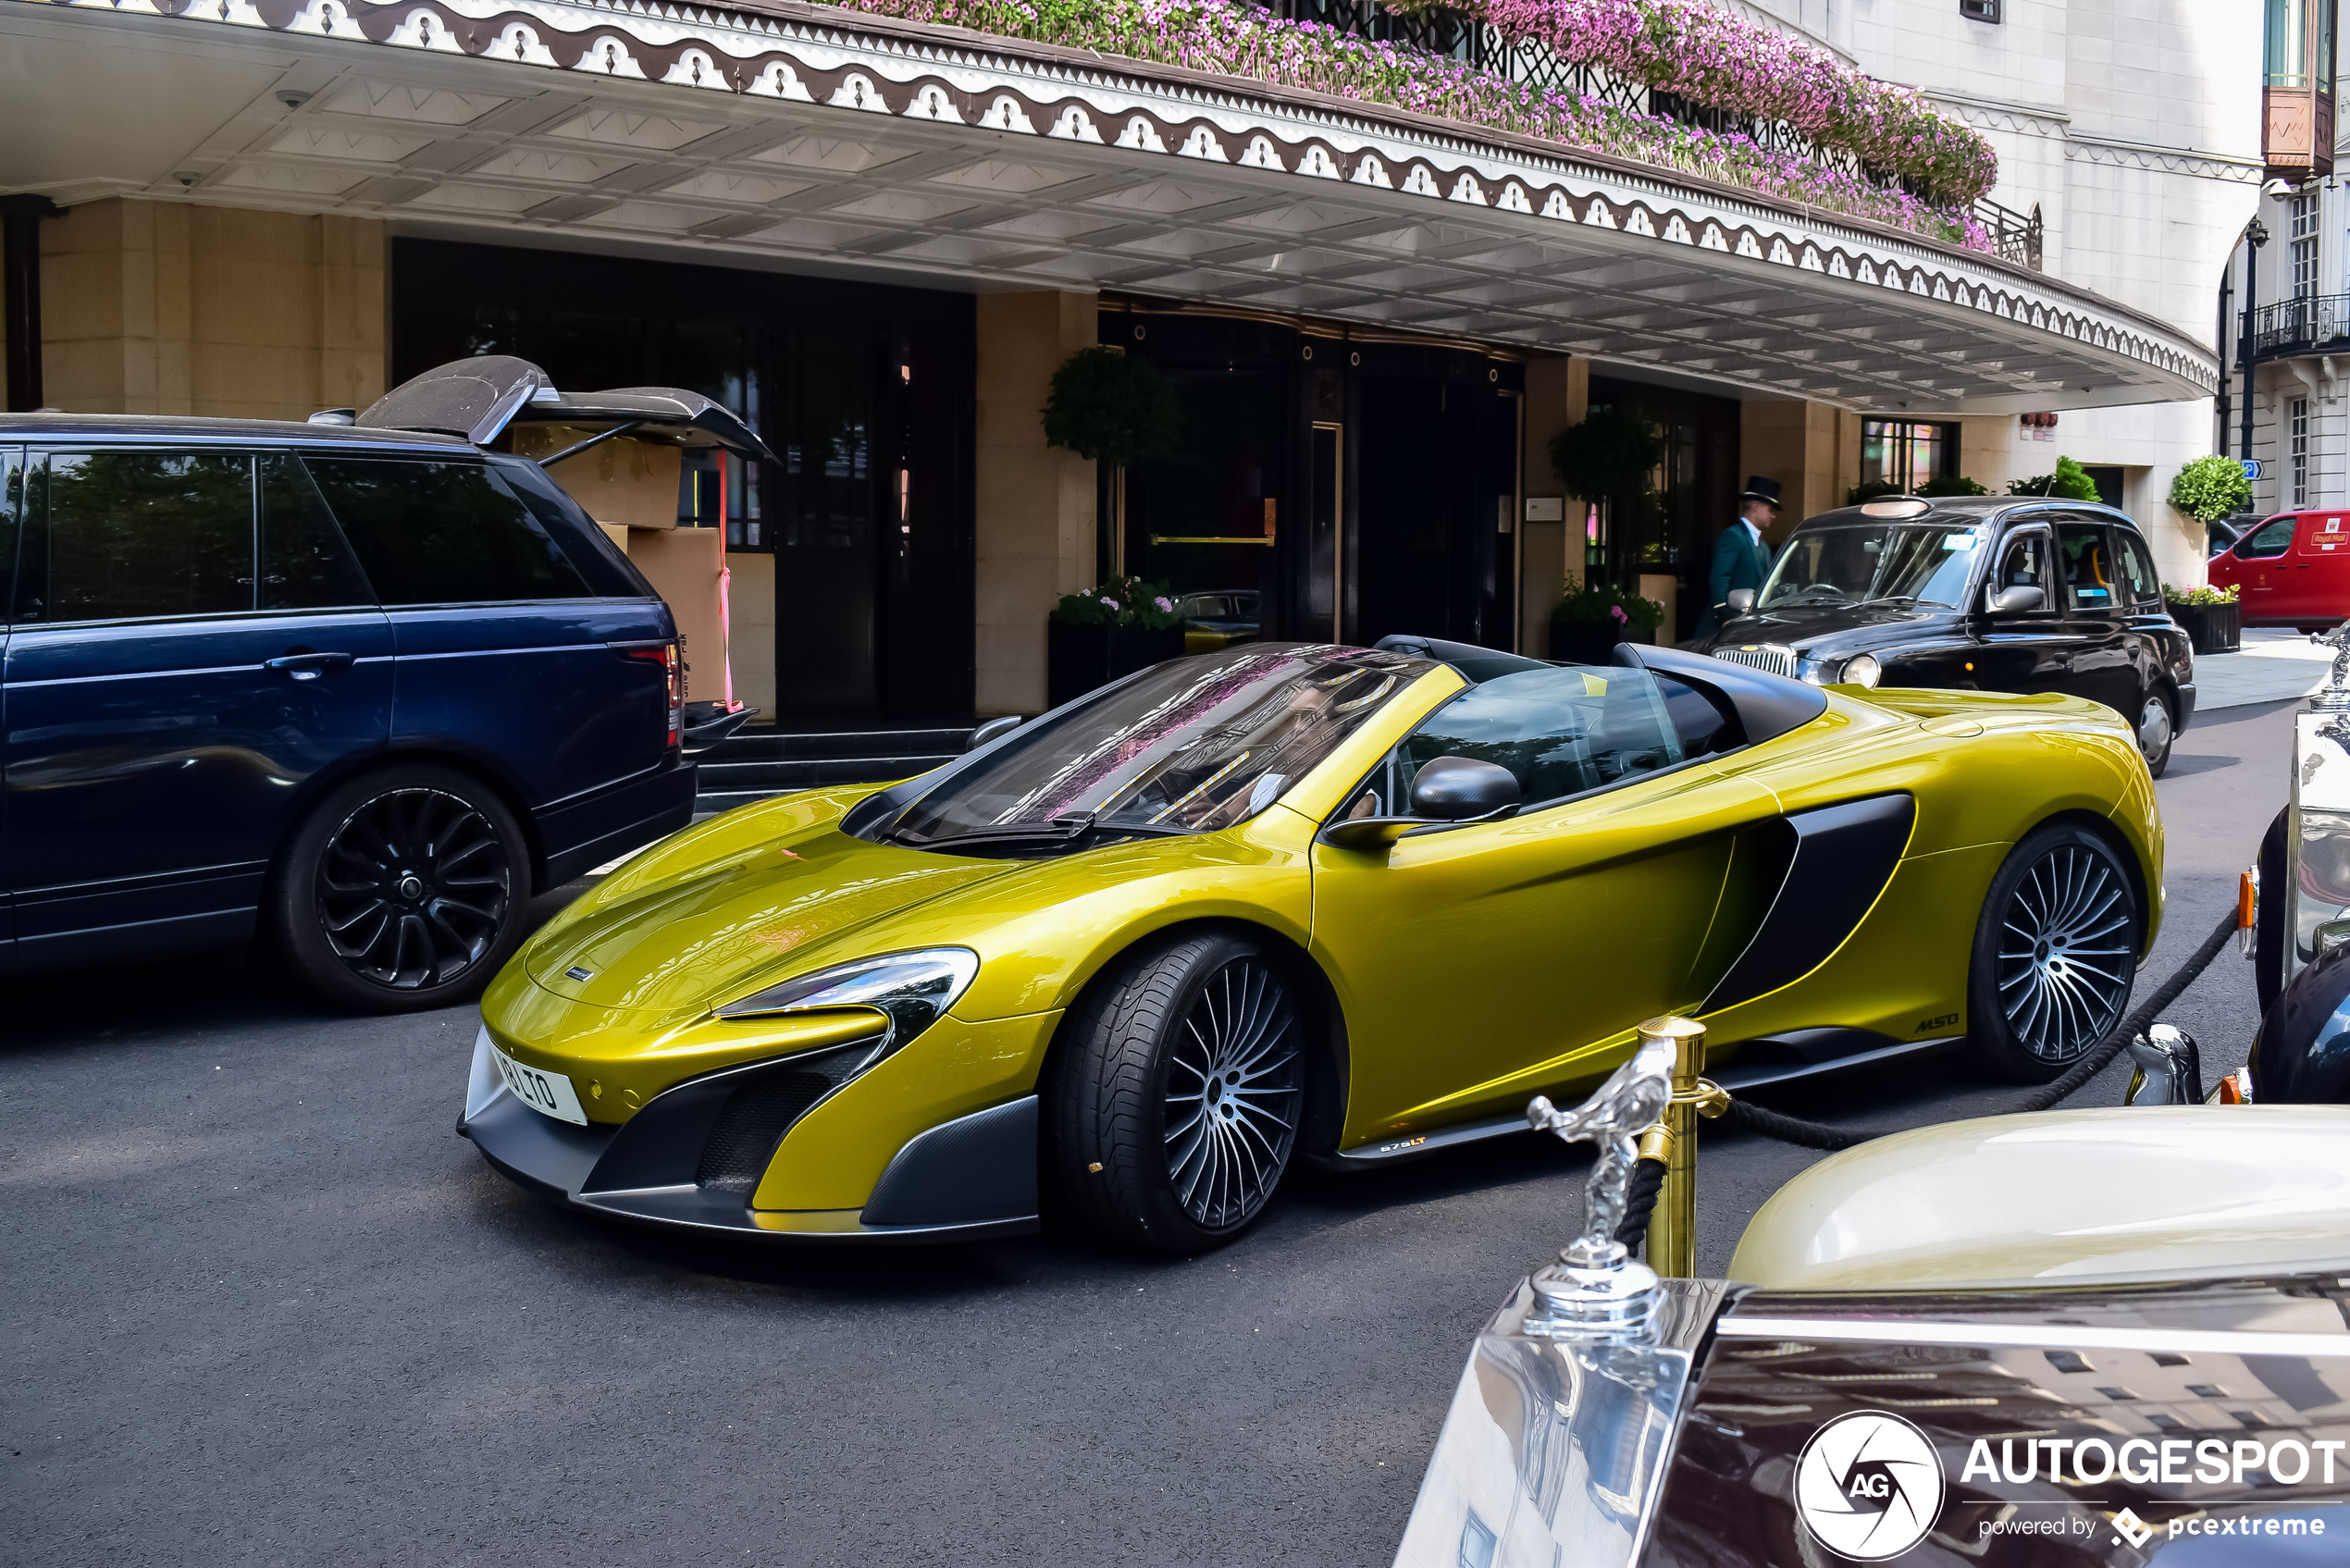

[1047,621,1186,709]
[1549,618,1656,666]
[2169,600,2241,654]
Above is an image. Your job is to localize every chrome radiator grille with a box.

[1711,645,1797,679]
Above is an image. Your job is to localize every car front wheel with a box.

[1966,821,2140,1082]
[1048,931,1306,1253]
[271,763,530,1013]
[2134,691,2174,778]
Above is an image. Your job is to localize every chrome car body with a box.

[1396,1069,2350,1566]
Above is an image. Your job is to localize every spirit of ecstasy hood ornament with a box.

[2313,624,2350,718]
[1522,1028,1677,1333]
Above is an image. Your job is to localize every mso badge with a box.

[1794,1410,1948,1560]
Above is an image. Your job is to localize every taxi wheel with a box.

[270,763,529,1014]
[1048,931,1305,1254]
[2134,692,2174,778]
[1966,822,2140,1083]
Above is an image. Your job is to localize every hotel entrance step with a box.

[693,721,973,817]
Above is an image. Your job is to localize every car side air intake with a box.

[1701,794,1917,1013]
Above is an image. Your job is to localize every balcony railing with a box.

[1973,195,2044,271]
[1256,2,2045,268]
[2246,292,2350,359]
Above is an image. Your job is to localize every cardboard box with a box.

[608,525,731,705]
[507,425,683,531]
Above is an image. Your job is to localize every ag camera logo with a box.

[1794,1411,1947,1561]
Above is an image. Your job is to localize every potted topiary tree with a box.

[1043,342,1182,568]
[2006,455,2103,500]
[1046,575,1187,708]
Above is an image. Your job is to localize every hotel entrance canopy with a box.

[4,0,2217,414]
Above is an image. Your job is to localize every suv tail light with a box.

[624,643,684,747]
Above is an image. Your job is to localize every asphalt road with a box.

[0,698,2295,1567]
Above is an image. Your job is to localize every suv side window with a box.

[2116,530,2162,607]
[20,451,255,623]
[2236,515,2295,559]
[304,457,590,605]
[259,455,373,610]
[2056,522,2120,614]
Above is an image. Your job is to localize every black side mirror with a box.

[967,715,1023,751]
[1409,756,1521,821]
[1320,756,1521,851]
[1988,585,2044,615]
[1725,587,1756,615]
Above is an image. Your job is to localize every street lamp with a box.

[2242,216,2271,463]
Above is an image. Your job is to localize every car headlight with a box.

[1840,654,1883,687]
[714,947,980,1054]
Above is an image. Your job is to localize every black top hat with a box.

[1740,475,1784,508]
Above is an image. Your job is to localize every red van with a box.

[2208,509,2350,629]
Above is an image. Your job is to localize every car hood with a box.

[1706,601,1957,655]
[522,818,1020,1019]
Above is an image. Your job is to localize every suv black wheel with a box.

[2134,690,2174,778]
[1966,821,2140,1082]
[1048,931,1305,1254]
[272,763,529,1012]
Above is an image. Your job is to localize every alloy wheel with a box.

[1996,844,2134,1062]
[2136,697,2172,768]
[1162,957,1303,1229]
[317,787,514,991]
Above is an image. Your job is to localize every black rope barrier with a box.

[1717,906,2242,1152]
[1612,1157,1668,1251]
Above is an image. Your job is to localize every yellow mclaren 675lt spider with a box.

[461,636,2161,1253]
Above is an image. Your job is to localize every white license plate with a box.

[490,1042,588,1126]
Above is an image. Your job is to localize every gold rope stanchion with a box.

[1632,1015,1729,1277]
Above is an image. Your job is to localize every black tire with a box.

[1047,931,1306,1254]
[2257,805,2288,1018]
[2134,688,2175,779]
[1966,821,2141,1082]
[270,762,530,1013]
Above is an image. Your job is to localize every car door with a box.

[2,447,392,964]
[2110,525,2176,710]
[2291,509,2350,626]
[0,447,18,967]
[1309,661,1780,1144]
[302,453,670,821]
[2050,516,2138,718]
[1971,523,2072,696]
[2213,513,2296,621]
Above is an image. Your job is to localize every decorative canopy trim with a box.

[20,0,2220,398]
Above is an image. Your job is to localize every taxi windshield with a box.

[1760,523,1985,611]
[884,643,1433,852]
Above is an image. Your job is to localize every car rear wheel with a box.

[1048,931,1305,1253]
[1966,822,2140,1082]
[2134,691,2174,778]
[271,763,529,1013]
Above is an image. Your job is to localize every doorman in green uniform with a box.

[1697,475,1782,637]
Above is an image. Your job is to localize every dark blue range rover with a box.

[0,370,751,1011]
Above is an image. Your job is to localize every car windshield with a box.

[1760,523,1986,611]
[885,643,1433,850]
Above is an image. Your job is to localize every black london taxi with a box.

[1695,496,2195,775]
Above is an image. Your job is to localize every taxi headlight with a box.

[1840,654,1883,687]
[715,946,980,1053]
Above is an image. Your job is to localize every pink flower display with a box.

[829,0,1996,244]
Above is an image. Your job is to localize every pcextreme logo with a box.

[1794,1411,1947,1561]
